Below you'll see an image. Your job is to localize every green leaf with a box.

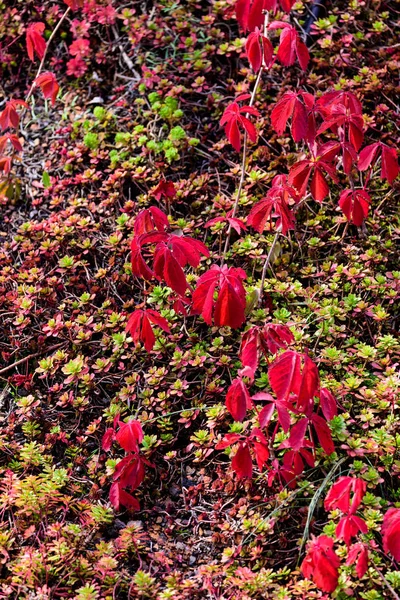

[42,171,51,188]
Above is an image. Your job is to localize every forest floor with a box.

[0,0,399,598]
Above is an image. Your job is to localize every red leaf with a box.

[296,354,320,415]
[271,93,296,135]
[258,403,275,428]
[220,100,260,152]
[193,265,247,329]
[130,238,155,280]
[226,378,252,422]
[301,535,340,593]
[358,142,399,184]
[324,476,366,514]
[0,99,28,131]
[320,388,337,421]
[358,142,380,172]
[336,515,368,546]
[102,428,115,451]
[246,29,262,72]
[0,157,12,174]
[109,482,140,511]
[292,97,308,142]
[249,174,299,234]
[382,508,400,561]
[262,323,294,354]
[126,309,169,352]
[381,144,399,184]
[275,24,296,66]
[341,142,358,175]
[119,489,140,511]
[114,454,146,491]
[0,133,23,153]
[271,92,309,143]
[64,0,85,8]
[225,117,241,152]
[215,433,241,450]
[252,392,291,432]
[262,37,274,67]
[109,481,123,510]
[339,189,370,227]
[236,0,251,30]
[146,309,170,332]
[153,179,176,201]
[289,150,337,202]
[236,0,294,31]
[288,159,312,198]
[247,0,264,31]
[310,168,329,203]
[135,232,209,297]
[268,350,302,402]
[277,0,295,10]
[116,419,144,452]
[214,279,244,328]
[296,38,310,70]
[311,413,334,455]
[346,543,368,578]
[273,24,309,71]
[134,206,169,236]
[248,194,295,235]
[252,440,269,470]
[288,417,308,451]
[26,22,46,62]
[206,213,247,235]
[159,247,189,296]
[35,72,59,105]
[232,442,253,479]
[239,326,260,378]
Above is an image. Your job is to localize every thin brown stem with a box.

[26,7,71,102]
[221,12,269,264]
[373,565,400,600]
[0,343,66,377]
[258,232,279,306]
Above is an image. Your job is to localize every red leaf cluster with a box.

[359,142,399,184]
[236,0,295,33]
[239,322,294,380]
[35,72,60,105]
[152,179,176,201]
[0,100,28,131]
[102,417,148,512]
[245,28,274,72]
[339,189,370,226]
[269,22,309,71]
[247,174,298,234]
[131,207,209,297]
[26,23,46,62]
[193,264,247,329]
[126,308,170,352]
[220,95,260,152]
[219,338,338,485]
[301,535,341,593]
[216,428,269,479]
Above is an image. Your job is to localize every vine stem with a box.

[373,564,400,600]
[297,457,347,565]
[26,6,71,102]
[221,11,269,264]
[258,231,279,305]
[0,342,66,377]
